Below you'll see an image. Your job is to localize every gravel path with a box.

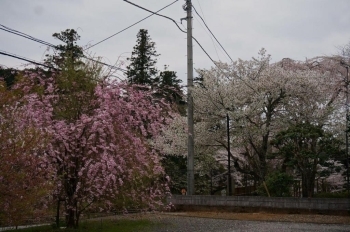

[150,215,350,232]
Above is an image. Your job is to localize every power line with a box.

[84,0,180,51]
[192,5,233,63]
[192,13,221,61]
[125,1,257,92]
[193,1,221,61]
[0,24,127,72]
[123,0,186,34]
[84,56,127,73]
[124,2,256,92]
[122,1,220,65]
[0,50,56,70]
[0,24,52,46]
[123,0,248,90]
[195,0,206,19]
[122,0,253,93]
[0,27,53,47]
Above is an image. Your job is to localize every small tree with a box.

[257,172,293,197]
[11,29,170,228]
[21,68,169,228]
[126,29,159,85]
[154,65,185,115]
[271,123,343,197]
[0,67,17,88]
[45,29,84,70]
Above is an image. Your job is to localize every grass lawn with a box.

[4,219,162,232]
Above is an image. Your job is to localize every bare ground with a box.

[87,210,350,225]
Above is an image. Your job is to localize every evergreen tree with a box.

[154,65,185,114]
[45,29,83,70]
[155,65,182,101]
[0,67,16,88]
[126,29,159,85]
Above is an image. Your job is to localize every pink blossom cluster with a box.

[10,72,170,220]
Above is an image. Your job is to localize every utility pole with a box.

[183,0,194,195]
[227,113,232,196]
[341,61,350,202]
[346,65,349,200]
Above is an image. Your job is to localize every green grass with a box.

[4,219,160,232]
[314,191,349,198]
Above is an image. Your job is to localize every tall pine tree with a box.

[126,29,159,85]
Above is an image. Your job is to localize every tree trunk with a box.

[66,204,79,228]
[55,199,60,228]
[66,208,76,228]
[301,170,315,198]
[65,194,78,228]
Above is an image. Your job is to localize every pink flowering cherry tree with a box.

[20,69,170,228]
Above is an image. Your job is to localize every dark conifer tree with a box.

[155,66,182,101]
[0,67,16,88]
[126,29,159,85]
[153,65,185,114]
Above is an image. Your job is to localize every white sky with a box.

[1,0,350,83]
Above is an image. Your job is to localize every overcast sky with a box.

[1,0,350,83]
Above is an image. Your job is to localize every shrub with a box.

[257,172,293,197]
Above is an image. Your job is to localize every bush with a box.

[257,172,293,197]
[314,191,349,198]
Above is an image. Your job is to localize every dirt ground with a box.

[89,210,350,225]
[165,211,350,225]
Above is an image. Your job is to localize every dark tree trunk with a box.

[66,208,76,228]
[65,177,79,228]
[66,202,79,228]
[56,199,60,228]
[301,170,315,198]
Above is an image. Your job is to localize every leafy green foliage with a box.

[156,68,182,101]
[257,172,293,197]
[52,58,100,121]
[161,156,187,194]
[314,191,349,198]
[0,67,16,88]
[271,122,344,197]
[154,66,185,115]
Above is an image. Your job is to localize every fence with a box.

[168,195,350,215]
[167,168,347,197]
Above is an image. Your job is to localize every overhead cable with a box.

[123,0,186,34]
[0,24,126,72]
[192,5,233,62]
[192,14,221,61]
[0,50,57,70]
[122,2,225,74]
[84,0,180,50]
[0,26,53,47]
[123,1,256,92]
